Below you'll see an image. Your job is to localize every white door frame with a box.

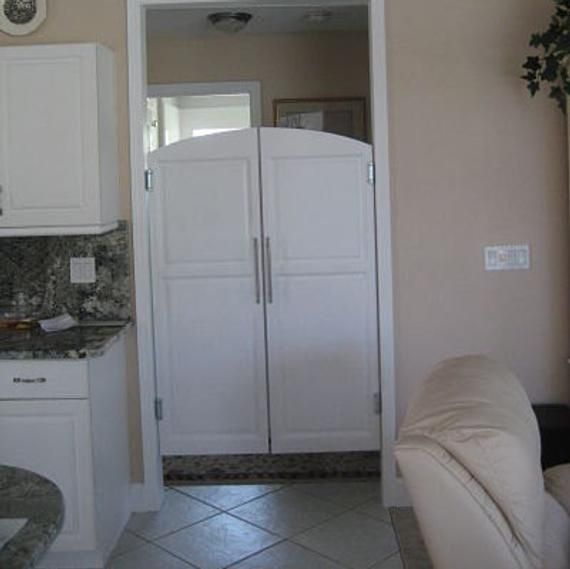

[127,0,405,511]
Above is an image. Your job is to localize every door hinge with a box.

[374,392,382,415]
[367,162,375,186]
[154,397,164,421]
[144,168,154,191]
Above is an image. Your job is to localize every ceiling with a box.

[146,5,368,39]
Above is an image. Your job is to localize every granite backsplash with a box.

[0,222,131,321]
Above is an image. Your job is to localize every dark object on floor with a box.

[533,404,570,469]
[164,451,380,484]
[390,507,433,569]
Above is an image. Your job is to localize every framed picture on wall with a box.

[273,97,367,141]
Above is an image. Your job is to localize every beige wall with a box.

[1,0,568,483]
[386,0,569,422]
[147,31,371,133]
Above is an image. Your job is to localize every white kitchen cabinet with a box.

[0,43,119,236]
[0,337,130,569]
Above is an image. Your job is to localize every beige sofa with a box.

[394,355,569,569]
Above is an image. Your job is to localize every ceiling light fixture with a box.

[208,11,253,33]
[303,9,333,25]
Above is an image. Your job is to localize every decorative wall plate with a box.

[0,0,46,36]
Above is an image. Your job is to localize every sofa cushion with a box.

[398,355,544,568]
[543,491,569,569]
[544,464,570,516]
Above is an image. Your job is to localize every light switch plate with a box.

[70,257,96,284]
[484,245,530,271]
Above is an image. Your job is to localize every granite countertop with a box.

[0,465,64,569]
[0,322,131,360]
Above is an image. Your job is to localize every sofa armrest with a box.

[395,435,536,569]
[544,464,570,516]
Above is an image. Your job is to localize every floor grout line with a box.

[114,479,398,569]
[170,482,285,512]
[222,509,289,538]
[290,538,356,568]
[364,549,403,569]
[342,500,394,528]
[147,537,202,568]
[222,537,289,568]
[224,486,359,540]
[128,509,223,543]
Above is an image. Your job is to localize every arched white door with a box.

[260,128,379,453]
[149,128,379,456]
[149,129,269,455]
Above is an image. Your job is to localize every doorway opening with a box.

[145,4,371,144]
[147,80,262,149]
[145,3,380,485]
[127,0,399,514]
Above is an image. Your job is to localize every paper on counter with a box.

[39,313,78,333]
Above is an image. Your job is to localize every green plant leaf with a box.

[523,56,542,71]
[528,81,541,96]
[549,85,567,111]
[523,0,570,112]
[523,60,540,73]
[542,54,560,81]
[530,33,543,47]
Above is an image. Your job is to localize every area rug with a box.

[390,507,433,569]
[164,451,381,483]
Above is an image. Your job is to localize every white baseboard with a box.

[384,476,411,508]
[130,482,164,513]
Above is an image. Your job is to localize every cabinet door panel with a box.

[0,399,96,551]
[149,129,269,455]
[0,46,98,228]
[260,128,380,453]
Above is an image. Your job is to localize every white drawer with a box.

[0,360,88,399]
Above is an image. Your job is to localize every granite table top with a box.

[0,322,130,360]
[0,465,64,569]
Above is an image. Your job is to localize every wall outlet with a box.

[70,257,96,284]
[484,245,530,271]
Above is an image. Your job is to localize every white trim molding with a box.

[367,0,407,507]
[127,0,402,509]
[127,0,164,512]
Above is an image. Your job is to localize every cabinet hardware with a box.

[144,168,154,191]
[13,377,47,384]
[265,237,273,304]
[367,162,375,185]
[253,238,261,304]
[0,184,3,216]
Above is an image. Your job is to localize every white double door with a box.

[149,128,379,456]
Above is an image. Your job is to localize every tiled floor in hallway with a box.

[107,480,403,569]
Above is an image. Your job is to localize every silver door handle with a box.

[253,238,261,304]
[265,237,273,304]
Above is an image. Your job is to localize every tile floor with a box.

[107,480,403,569]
